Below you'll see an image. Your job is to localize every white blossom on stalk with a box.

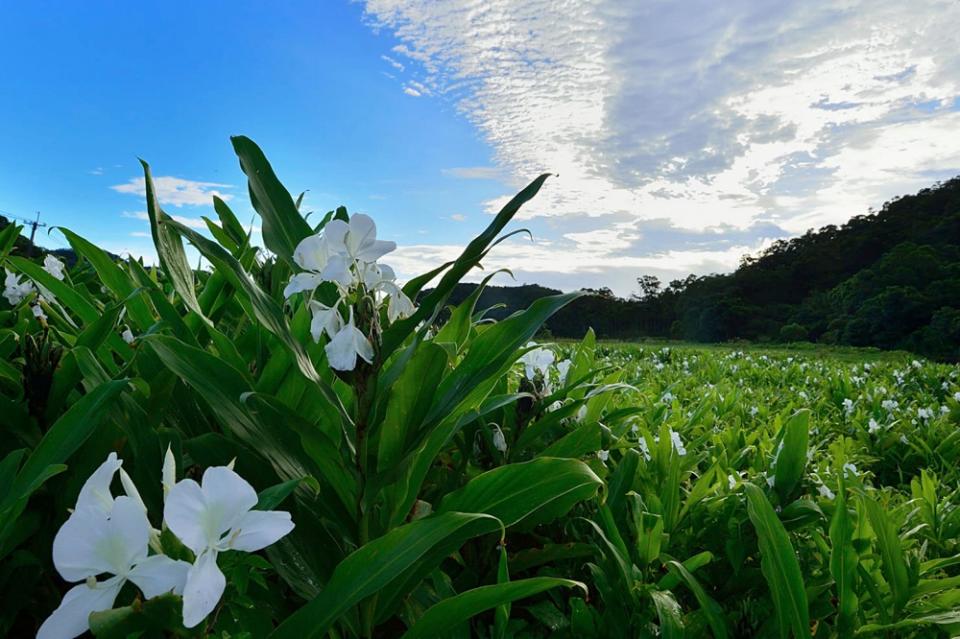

[519,343,555,380]
[325,308,374,371]
[669,429,687,456]
[284,234,351,298]
[491,426,507,454]
[32,303,47,320]
[44,254,67,280]
[323,214,396,265]
[3,268,35,305]
[163,466,294,628]
[309,301,344,342]
[121,328,135,344]
[556,359,572,385]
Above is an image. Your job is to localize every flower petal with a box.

[324,324,360,371]
[37,577,123,639]
[182,550,226,629]
[283,272,325,298]
[309,301,343,342]
[228,510,295,552]
[292,234,329,272]
[52,507,116,582]
[163,478,208,554]
[320,254,353,287]
[355,239,396,263]
[128,554,191,598]
[104,496,151,575]
[75,452,122,515]
[322,219,349,253]
[347,214,377,257]
[200,466,259,541]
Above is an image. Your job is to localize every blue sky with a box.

[2,1,960,295]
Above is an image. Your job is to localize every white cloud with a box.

[364,0,960,289]
[112,176,233,207]
[403,86,422,97]
[129,231,150,237]
[442,166,504,180]
[88,167,104,176]
[450,213,467,222]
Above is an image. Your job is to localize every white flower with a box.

[162,446,176,499]
[491,426,507,454]
[597,450,609,462]
[385,286,416,322]
[842,398,854,415]
[32,303,47,320]
[324,308,374,371]
[818,484,836,500]
[44,254,67,280]
[284,234,352,298]
[749,406,759,417]
[324,214,396,264]
[121,328,135,344]
[556,359,572,385]
[3,268,35,305]
[39,455,190,639]
[519,343,555,380]
[164,466,294,628]
[917,407,934,421]
[669,429,687,456]
[638,436,651,461]
[308,301,343,342]
[868,418,880,434]
[842,462,858,478]
[765,474,776,488]
[954,392,960,402]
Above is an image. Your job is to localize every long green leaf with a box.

[744,483,809,638]
[400,578,586,639]
[270,512,501,639]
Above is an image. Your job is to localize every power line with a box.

[0,209,50,254]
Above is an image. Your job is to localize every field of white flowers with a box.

[1,137,959,638]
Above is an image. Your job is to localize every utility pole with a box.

[28,211,42,245]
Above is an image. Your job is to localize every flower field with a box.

[1,138,960,638]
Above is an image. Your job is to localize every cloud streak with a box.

[364,0,960,293]
[112,176,233,207]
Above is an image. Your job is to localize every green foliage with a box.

[1,139,959,638]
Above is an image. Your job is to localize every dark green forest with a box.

[442,176,960,360]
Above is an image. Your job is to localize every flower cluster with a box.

[41,451,294,638]
[284,214,415,371]
[3,255,66,321]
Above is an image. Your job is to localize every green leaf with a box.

[860,494,910,618]
[140,159,206,321]
[665,560,728,639]
[829,475,858,635]
[88,592,184,638]
[437,457,602,529]
[773,409,809,503]
[231,135,313,265]
[257,478,303,510]
[744,483,809,638]
[650,589,685,639]
[270,512,501,639]
[9,379,127,506]
[381,174,552,358]
[400,578,587,639]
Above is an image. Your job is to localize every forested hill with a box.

[440,176,960,360]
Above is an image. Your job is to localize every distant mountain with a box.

[439,176,960,360]
[0,215,114,264]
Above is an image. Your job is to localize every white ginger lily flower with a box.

[385,284,416,322]
[309,301,344,342]
[162,445,176,499]
[325,308,374,371]
[519,343,555,380]
[556,359,572,385]
[491,426,507,454]
[323,213,396,264]
[121,328,135,344]
[32,303,47,320]
[163,466,294,628]
[44,254,67,280]
[40,455,190,639]
[284,234,352,298]
[4,268,35,305]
